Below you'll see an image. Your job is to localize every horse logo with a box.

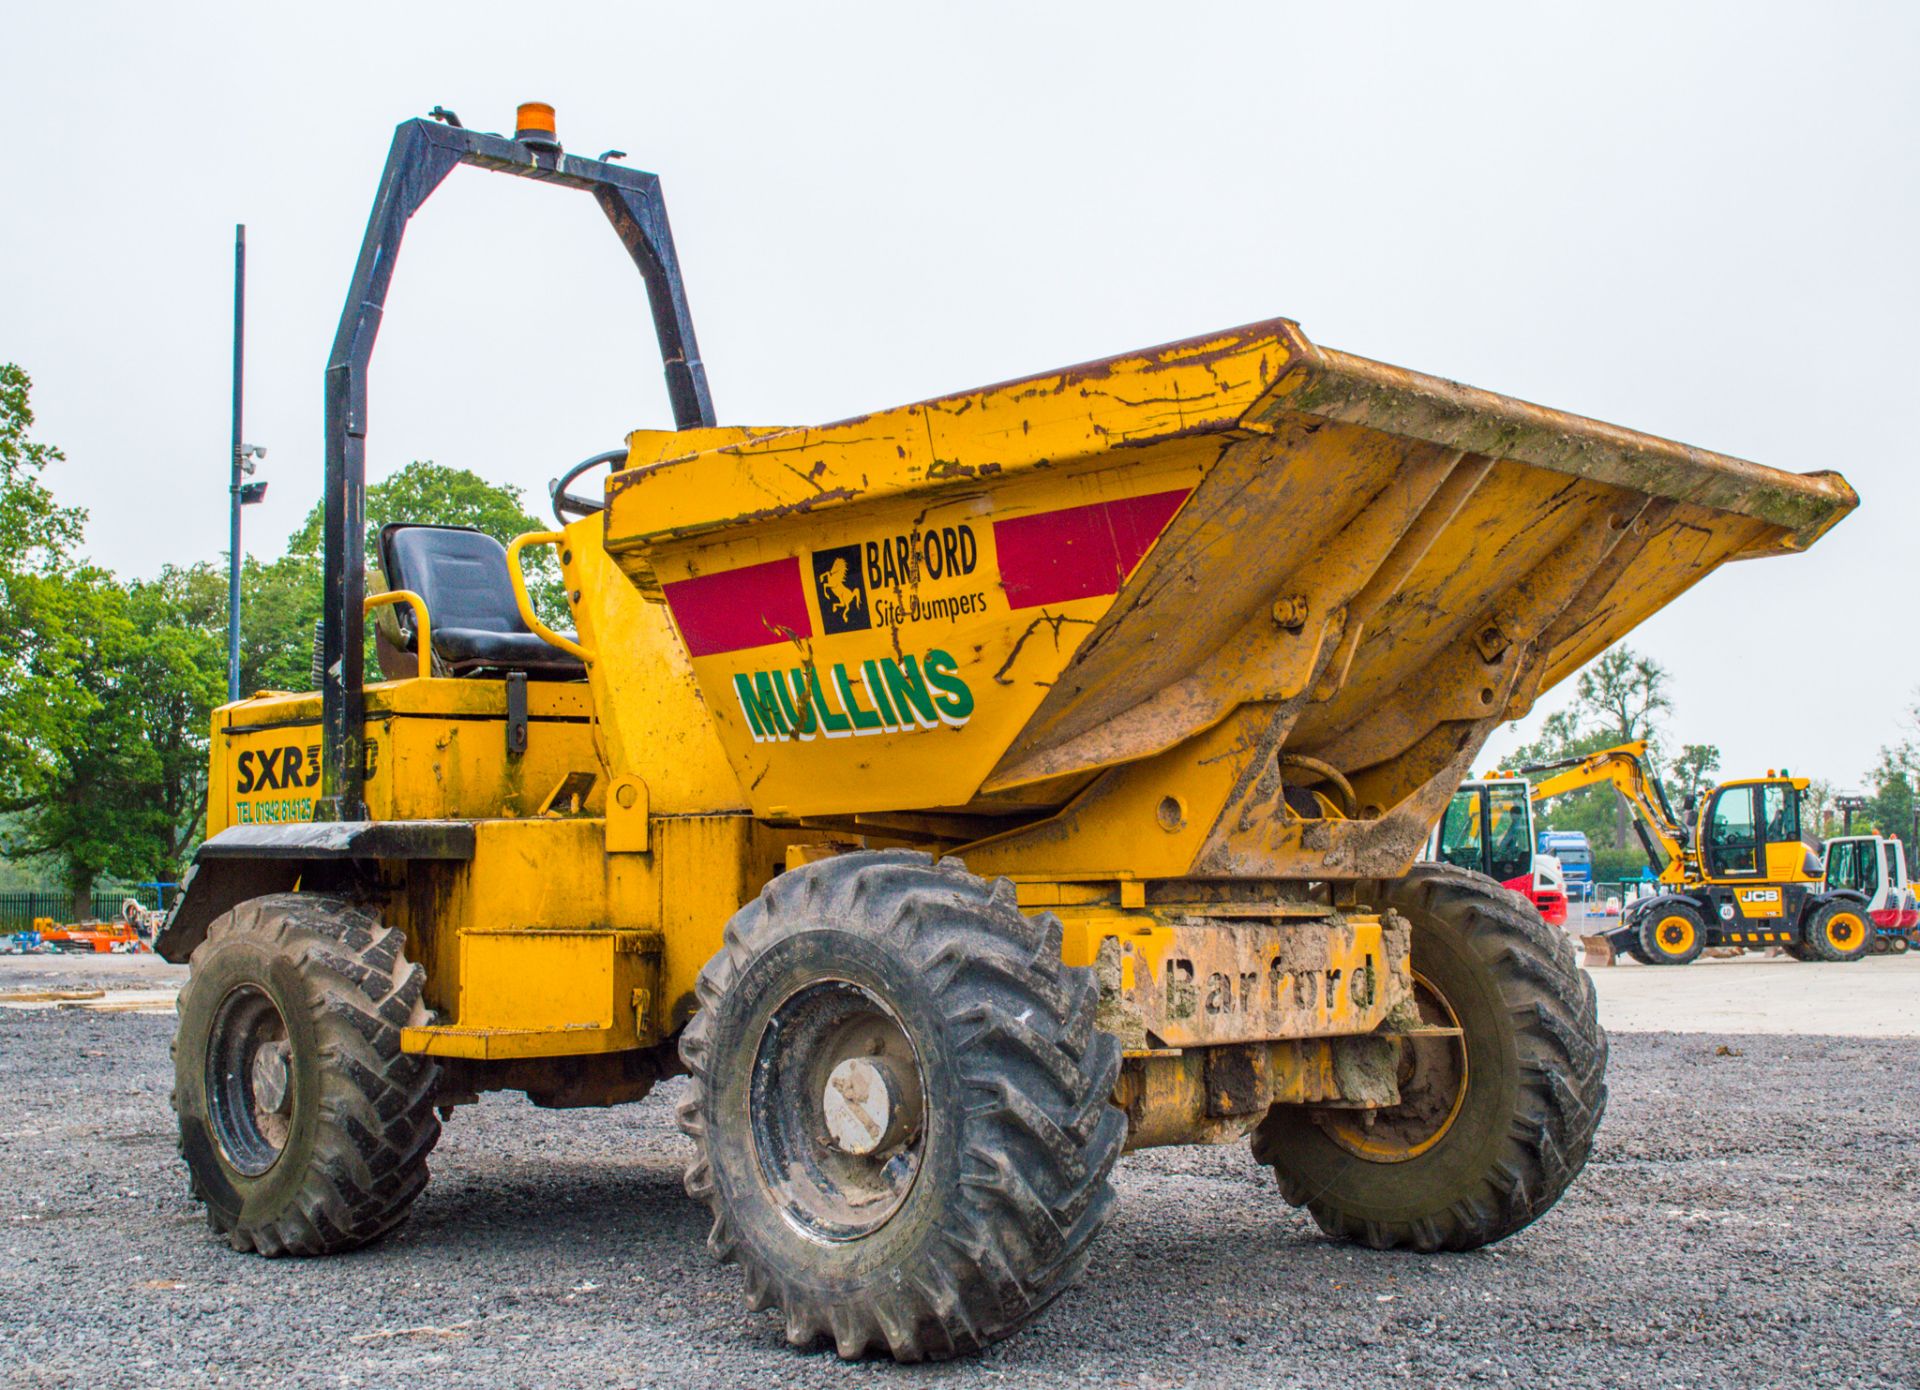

[818,556,864,624]
[811,543,872,634]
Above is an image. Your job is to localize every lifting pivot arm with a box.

[1521,740,1691,877]
[318,114,715,820]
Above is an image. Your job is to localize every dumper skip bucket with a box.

[599,317,1853,883]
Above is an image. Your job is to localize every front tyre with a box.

[1253,865,1607,1251]
[172,894,441,1255]
[676,851,1125,1362]
[1636,903,1707,965]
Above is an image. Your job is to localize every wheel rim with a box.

[749,979,928,1242]
[206,984,294,1177]
[1322,972,1468,1163]
[1653,914,1696,957]
[1825,911,1864,952]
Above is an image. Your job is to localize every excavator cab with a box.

[1697,777,1819,884]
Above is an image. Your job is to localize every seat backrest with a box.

[379,524,529,640]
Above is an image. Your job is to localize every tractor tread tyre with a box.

[676,850,1126,1363]
[1253,864,1607,1253]
[1801,899,1873,963]
[172,893,441,1257]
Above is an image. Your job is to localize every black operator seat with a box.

[376,523,586,680]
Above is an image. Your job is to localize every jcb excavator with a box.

[1521,742,1872,965]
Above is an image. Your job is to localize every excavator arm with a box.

[1521,741,1692,880]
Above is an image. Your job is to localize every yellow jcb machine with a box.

[157,105,1857,1361]
[1524,742,1873,965]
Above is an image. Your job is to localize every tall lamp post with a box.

[227,223,268,702]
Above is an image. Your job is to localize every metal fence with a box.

[0,888,169,933]
[1560,881,1656,925]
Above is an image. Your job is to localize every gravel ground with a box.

[2,1010,1915,1389]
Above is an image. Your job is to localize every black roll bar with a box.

[317,114,714,819]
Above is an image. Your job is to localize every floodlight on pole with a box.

[225,230,270,702]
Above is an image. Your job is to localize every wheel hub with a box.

[750,980,928,1242]
[1654,914,1696,955]
[823,1056,911,1156]
[250,1041,293,1115]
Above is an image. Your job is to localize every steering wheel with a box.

[550,449,628,523]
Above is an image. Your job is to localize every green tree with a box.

[1668,743,1722,805]
[236,551,326,695]
[1864,690,1919,864]
[1576,647,1672,747]
[132,565,231,860]
[1578,648,1671,850]
[1510,646,1675,858]
[1802,777,1840,840]
[0,365,90,814]
[2,568,221,915]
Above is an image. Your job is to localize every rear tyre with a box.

[1801,900,1872,963]
[172,893,441,1255]
[1253,864,1607,1251]
[1636,904,1707,966]
[676,850,1125,1362]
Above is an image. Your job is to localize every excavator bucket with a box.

[1581,935,1618,968]
[597,316,1854,883]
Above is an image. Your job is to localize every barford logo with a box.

[812,543,870,635]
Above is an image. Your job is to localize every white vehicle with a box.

[1821,834,1917,953]
[1425,777,1569,926]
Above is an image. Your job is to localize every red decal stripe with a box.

[994,488,1190,610]
[662,556,813,657]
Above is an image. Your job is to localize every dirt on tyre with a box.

[1801,899,1872,962]
[172,893,441,1255]
[1635,903,1707,965]
[1253,864,1607,1251]
[676,850,1126,1362]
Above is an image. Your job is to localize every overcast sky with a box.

[4,2,1915,787]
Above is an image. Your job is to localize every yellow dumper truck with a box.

[157,105,1857,1361]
